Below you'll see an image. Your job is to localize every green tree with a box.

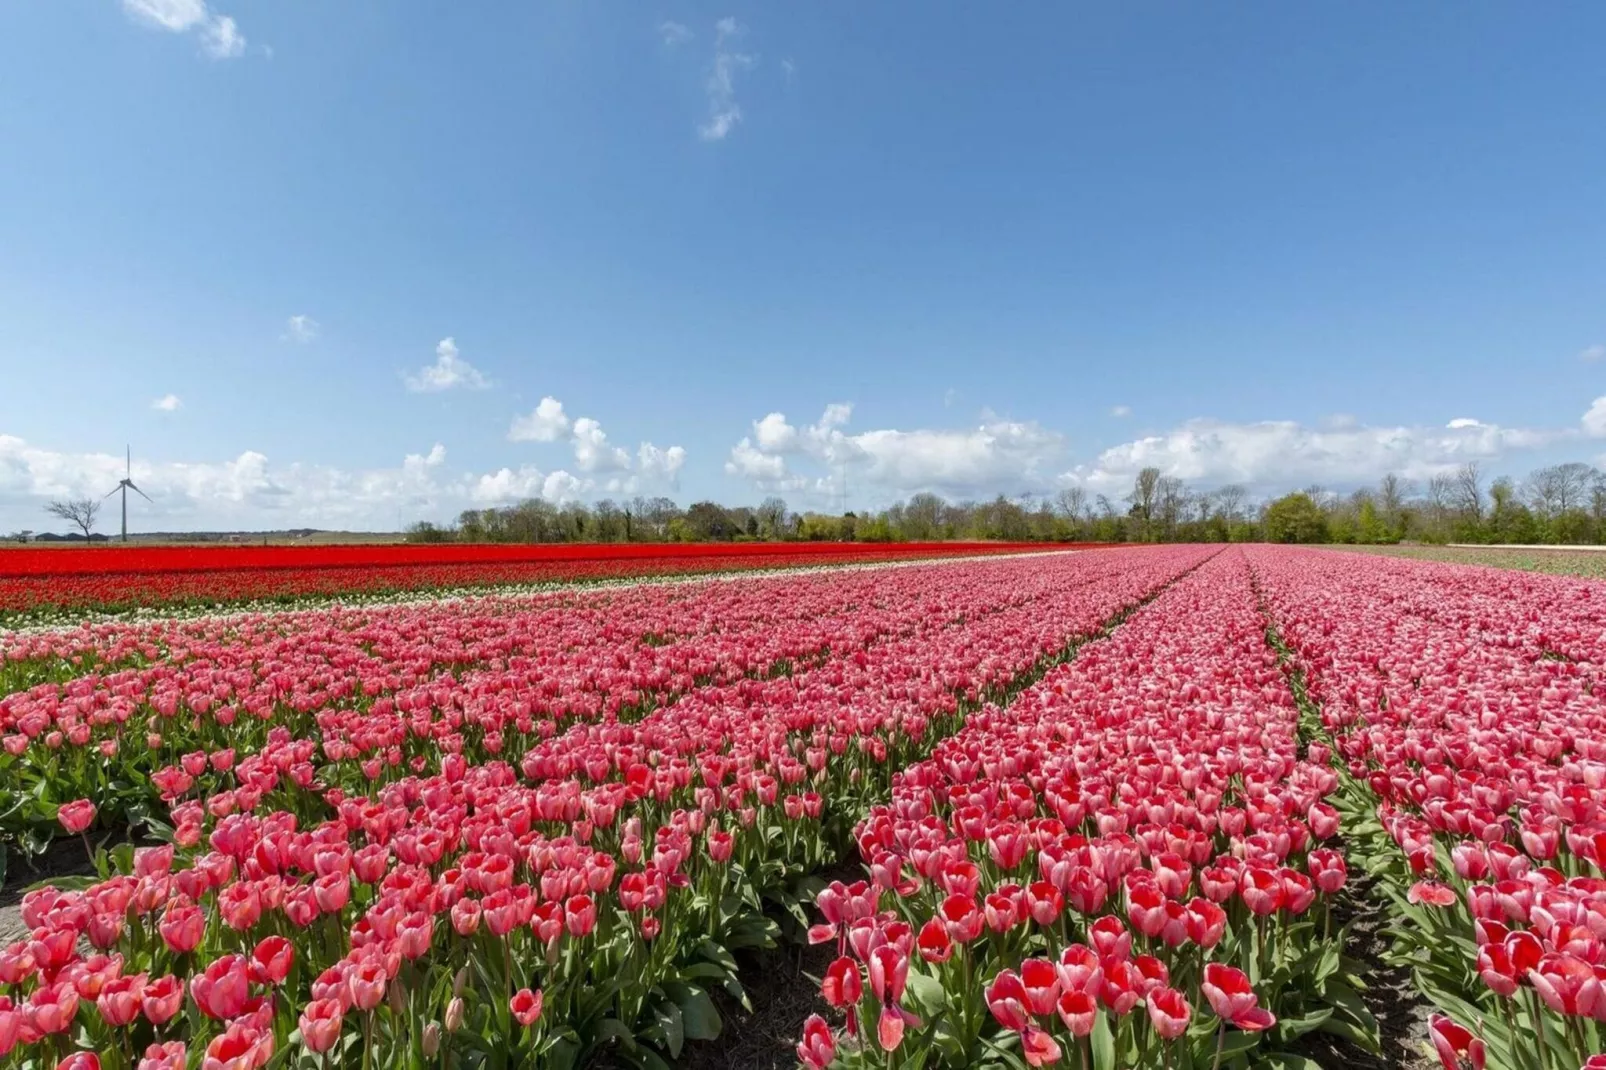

[1263,493,1328,543]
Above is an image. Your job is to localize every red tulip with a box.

[1428,1015,1486,1070]
[510,988,543,1027]
[821,957,863,1009]
[140,975,184,1026]
[916,918,953,963]
[249,936,293,986]
[1408,881,1459,907]
[1146,986,1191,1040]
[189,955,250,1020]
[57,800,97,835]
[796,1014,835,1070]
[298,999,344,1054]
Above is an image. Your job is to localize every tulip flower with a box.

[510,988,543,1027]
[1428,1015,1486,1070]
[796,1014,836,1070]
[298,999,344,1054]
[56,800,96,835]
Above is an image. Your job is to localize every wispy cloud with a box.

[659,20,693,47]
[1110,405,1132,418]
[282,314,319,344]
[403,338,491,393]
[1581,343,1606,363]
[699,17,755,142]
[151,394,182,413]
[121,0,246,59]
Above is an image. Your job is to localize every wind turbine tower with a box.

[105,446,152,542]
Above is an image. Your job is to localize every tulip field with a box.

[1,546,1604,1069]
[0,542,1064,623]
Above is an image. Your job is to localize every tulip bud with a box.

[388,976,408,1016]
[445,997,465,1033]
[422,1022,441,1057]
[452,967,469,999]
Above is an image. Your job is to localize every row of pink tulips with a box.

[1249,546,1606,1070]
[0,548,1213,1068]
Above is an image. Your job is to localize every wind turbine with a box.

[104,446,152,542]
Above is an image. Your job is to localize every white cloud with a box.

[0,435,466,531]
[151,394,182,413]
[1583,397,1606,438]
[1110,405,1131,418]
[283,315,319,344]
[508,397,571,442]
[725,439,791,483]
[726,404,1065,499]
[507,396,685,490]
[542,471,589,503]
[752,412,799,453]
[121,0,246,59]
[1582,344,1606,364]
[122,0,207,31]
[403,337,490,393]
[698,17,755,141]
[1064,415,1567,495]
[637,443,687,485]
[469,465,546,504]
[199,14,244,58]
[570,417,631,473]
[659,20,693,46]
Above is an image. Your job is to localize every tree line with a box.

[403,460,1606,546]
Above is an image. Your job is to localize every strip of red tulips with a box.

[796,549,1377,1069]
[1249,546,1606,1070]
[0,543,1071,621]
[0,548,1209,1069]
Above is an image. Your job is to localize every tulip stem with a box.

[1527,989,1551,1070]
[1209,1021,1226,1070]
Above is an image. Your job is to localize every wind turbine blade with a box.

[129,483,153,503]
[127,445,131,478]
[104,486,122,499]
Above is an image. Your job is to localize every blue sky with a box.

[2,2,1605,532]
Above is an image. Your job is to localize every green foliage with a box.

[1263,494,1328,543]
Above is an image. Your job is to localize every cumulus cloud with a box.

[636,443,687,485]
[699,17,755,142]
[0,430,627,532]
[1063,415,1566,495]
[508,397,571,442]
[725,404,1065,499]
[121,0,246,59]
[151,394,182,413]
[1583,397,1606,438]
[506,397,684,491]
[403,338,490,393]
[468,465,546,504]
[283,315,319,344]
[569,418,632,473]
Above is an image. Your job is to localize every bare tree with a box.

[1212,484,1248,523]
[1453,462,1485,520]
[1127,467,1162,539]
[1054,486,1088,520]
[46,497,100,540]
[1378,473,1410,532]
[756,496,789,538]
[1526,463,1597,517]
[1155,476,1188,534]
